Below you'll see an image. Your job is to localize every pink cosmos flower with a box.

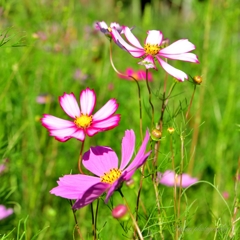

[0,205,13,220]
[50,129,151,209]
[118,68,153,81]
[111,27,199,81]
[41,88,120,142]
[157,170,198,188]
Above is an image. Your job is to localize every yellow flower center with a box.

[144,43,161,56]
[74,114,92,128]
[101,168,122,184]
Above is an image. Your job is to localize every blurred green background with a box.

[0,0,239,239]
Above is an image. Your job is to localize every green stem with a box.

[185,84,196,120]
[94,199,100,239]
[70,200,83,240]
[145,69,154,128]
[90,203,96,240]
[109,40,143,140]
[78,140,85,174]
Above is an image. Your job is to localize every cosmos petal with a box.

[159,53,199,63]
[83,146,119,176]
[159,39,196,54]
[93,99,118,121]
[123,26,143,49]
[156,56,188,81]
[50,174,101,199]
[59,93,80,118]
[145,30,163,45]
[73,182,109,209]
[80,88,96,115]
[120,130,135,170]
[111,28,144,58]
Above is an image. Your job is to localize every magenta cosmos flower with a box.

[118,67,153,81]
[0,205,13,220]
[157,170,198,188]
[41,88,120,142]
[111,27,199,81]
[50,129,151,209]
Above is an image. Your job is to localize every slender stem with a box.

[109,40,143,140]
[94,199,100,239]
[118,190,144,240]
[145,69,154,128]
[70,200,83,240]
[185,84,196,120]
[78,140,85,174]
[170,134,177,239]
[90,203,96,240]
[176,132,185,238]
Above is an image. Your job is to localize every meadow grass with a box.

[0,0,240,239]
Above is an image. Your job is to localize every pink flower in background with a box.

[41,88,120,142]
[0,164,5,173]
[50,130,151,209]
[111,27,199,81]
[36,94,53,104]
[73,69,88,82]
[118,68,153,81]
[222,191,229,199]
[157,170,198,188]
[0,205,13,220]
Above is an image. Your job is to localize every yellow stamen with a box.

[101,168,122,184]
[74,114,92,128]
[144,43,161,56]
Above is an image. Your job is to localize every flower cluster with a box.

[41,19,200,231]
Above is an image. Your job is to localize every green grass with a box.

[0,0,240,239]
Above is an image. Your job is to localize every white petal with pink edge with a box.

[41,115,75,129]
[156,56,188,81]
[145,30,163,45]
[83,146,118,176]
[159,52,199,63]
[59,93,80,118]
[123,26,143,49]
[80,88,96,115]
[120,130,135,170]
[91,115,120,129]
[111,28,144,58]
[49,127,79,140]
[50,174,101,199]
[93,99,118,121]
[69,129,85,141]
[159,39,195,54]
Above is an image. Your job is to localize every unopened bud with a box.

[167,127,175,134]
[193,76,202,85]
[151,128,162,141]
[112,204,128,220]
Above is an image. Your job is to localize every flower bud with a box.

[193,76,202,85]
[167,127,175,134]
[112,204,128,220]
[151,128,162,141]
